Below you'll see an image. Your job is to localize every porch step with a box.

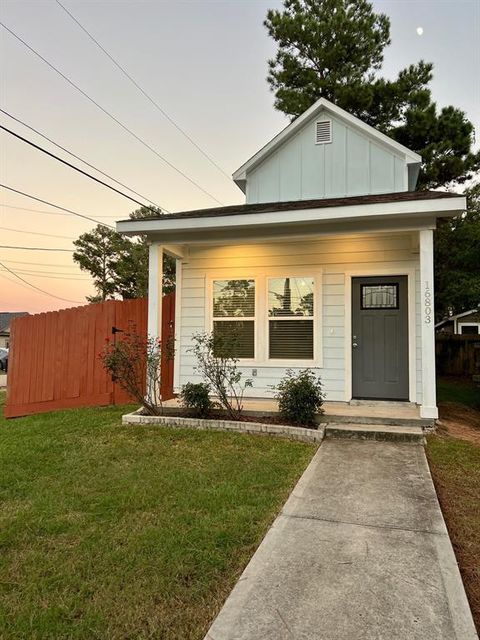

[325,423,425,443]
[320,413,432,428]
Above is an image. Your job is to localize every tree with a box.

[73,207,175,302]
[265,0,480,188]
[434,183,480,320]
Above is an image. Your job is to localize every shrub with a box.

[188,331,253,420]
[180,382,214,418]
[100,323,172,416]
[274,369,324,426]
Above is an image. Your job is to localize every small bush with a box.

[188,332,253,420]
[180,382,214,418]
[274,369,324,426]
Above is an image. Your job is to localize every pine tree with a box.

[265,0,479,188]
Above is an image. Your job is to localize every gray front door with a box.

[352,276,409,400]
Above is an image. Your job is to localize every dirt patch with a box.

[437,402,480,445]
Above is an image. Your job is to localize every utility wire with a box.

[0,258,79,268]
[1,124,163,213]
[0,203,118,218]
[0,108,165,211]
[0,21,224,205]
[0,259,82,303]
[55,0,231,181]
[0,267,89,281]
[0,184,115,228]
[0,245,74,252]
[0,226,74,240]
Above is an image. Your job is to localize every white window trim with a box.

[207,276,259,362]
[458,322,480,335]
[206,269,323,368]
[266,275,318,366]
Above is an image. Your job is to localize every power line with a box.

[0,184,115,228]
[0,203,118,218]
[1,124,163,213]
[0,226,74,240]
[0,267,89,281]
[0,21,224,205]
[0,245,74,252]
[0,108,166,211]
[0,259,82,303]
[55,0,231,181]
[0,258,80,268]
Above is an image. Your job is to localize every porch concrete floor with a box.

[163,397,422,422]
[204,441,478,640]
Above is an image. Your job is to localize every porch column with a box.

[147,242,163,400]
[419,229,438,419]
[162,245,186,394]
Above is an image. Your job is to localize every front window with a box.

[212,279,255,358]
[268,277,314,359]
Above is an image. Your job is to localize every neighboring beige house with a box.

[0,312,29,349]
[436,309,480,335]
[118,98,466,420]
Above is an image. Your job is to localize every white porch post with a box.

[148,242,163,400]
[419,229,438,419]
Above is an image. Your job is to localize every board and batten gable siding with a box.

[245,111,407,204]
[177,234,422,403]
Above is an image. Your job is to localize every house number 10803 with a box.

[424,282,432,324]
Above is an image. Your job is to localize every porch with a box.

[162,397,431,428]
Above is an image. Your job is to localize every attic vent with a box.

[315,120,332,144]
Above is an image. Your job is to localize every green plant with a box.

[189,332,253,420]
[274,368,324,426]
[99,324,170,416]
[180,382,214,418]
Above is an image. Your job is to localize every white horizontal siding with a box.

[177,233,421,404]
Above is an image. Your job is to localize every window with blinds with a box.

[268,277,314,359]
[212,279,255,358]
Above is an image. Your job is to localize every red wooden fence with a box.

[5,295,175,418]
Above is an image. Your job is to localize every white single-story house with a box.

[118,98,466,420]
[436,309,480,335]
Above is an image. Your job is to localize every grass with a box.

[427,377,480,633]
[0,392,315,639]
[437,376,480,409]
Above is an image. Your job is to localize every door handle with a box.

[352,342,358,348]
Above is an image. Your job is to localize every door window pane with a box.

[361,284,398,309]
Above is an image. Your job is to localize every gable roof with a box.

[232,97,422,189]
[435,308,479,328]
[0,312,29,333]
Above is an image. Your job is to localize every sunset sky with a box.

[1,0,479,314]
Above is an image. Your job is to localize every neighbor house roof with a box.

[118,190,460,224]
[232,97,422,190]
[0,312,29,334]
[435,308,479,328]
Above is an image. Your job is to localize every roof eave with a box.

[117,195,466,237]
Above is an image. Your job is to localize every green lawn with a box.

[0,392,315,639]
[428,376,480,633]
[427,437,480,633]
[437,377,480,409]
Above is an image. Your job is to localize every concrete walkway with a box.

[205,440,478,640]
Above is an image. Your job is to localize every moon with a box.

[416,27,424,36]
